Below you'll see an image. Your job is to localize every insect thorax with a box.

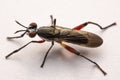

[37,26,60,40]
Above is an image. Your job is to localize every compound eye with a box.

[29,22,37,29]
[28,32,36,38]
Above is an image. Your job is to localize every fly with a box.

[6,15,116,75]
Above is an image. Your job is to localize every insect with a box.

[6,15,116,75]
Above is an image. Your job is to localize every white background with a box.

[0,0,120,80]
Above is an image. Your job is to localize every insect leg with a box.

[7,31,27,39]
[53,19,56,27]
[60,42,107,75]
[50,15,56,28]
[73,21,116,30]
[5,40,45,59]
[14,30,27,34]
[40,41,54,68]
[50,15,54,26]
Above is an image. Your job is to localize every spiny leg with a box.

[53,19,56,27]
[5,40,45,59]
[59,42,107,75]
[50,15,56,34]
[7,20,28,39]
[14,30,27,34]
[79,55,107,75]
[41,41,54,68]
[50,15,54,26]
[40,15,56,67]
[50,15,56,28]
[7,31,27,39]
[73,21,116,30]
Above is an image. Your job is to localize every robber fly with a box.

[6,15,116,75]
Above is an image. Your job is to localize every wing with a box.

[61,33,88,44]
[57,27,88,44]
[57,28,103,47]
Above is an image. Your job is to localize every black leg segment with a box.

[5,40,45,59]
[41,41,54,68]
[60,42,107,75]
[7,31,27,39]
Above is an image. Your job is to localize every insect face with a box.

[27,22,37,38]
